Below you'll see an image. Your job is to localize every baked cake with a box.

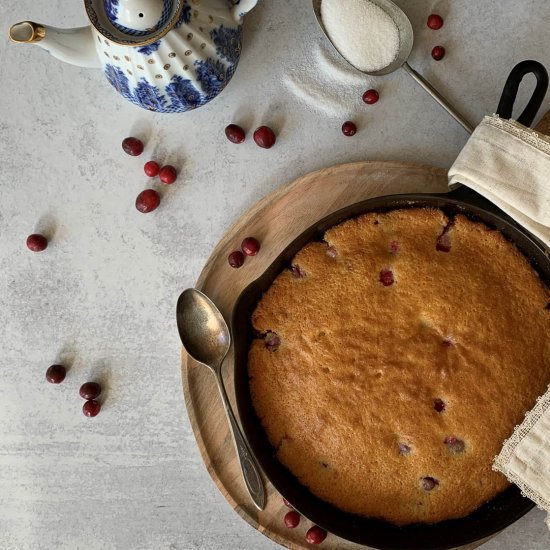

[248,208,550,526]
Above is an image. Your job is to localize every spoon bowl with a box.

[176,289,230,371]
[312,0,474,132]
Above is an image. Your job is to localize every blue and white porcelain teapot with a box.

[9,0,258,113]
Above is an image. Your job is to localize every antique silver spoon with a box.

[312,0,475,133]
[176,288,266,510]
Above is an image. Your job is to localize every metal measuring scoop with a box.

[313,0,475,133]
[176,288,266,510]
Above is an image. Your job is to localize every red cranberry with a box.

[434,398,446,412]
[79,382,101,400]
[379,268,395,287]
[46,364,66,384]
[432,46,446,61]
[283,498,293,509]
[342,121,357,136]
[159,165,177,184]
[241,237,260,256]
[253,126,276,149]
[284,511,301,529]
[26,234,48,252]
[442,338,453,347]
[228,251,245,268]
[83,400,101,417]
[326,245,338,258]
[225,124,246,144]
[436,232,452,252]
[290,265,306,278]
[306,526,327,545]
[122,137,144,156]
[422,477,439,491]
[264,331,281,352]
[427,14,444,30]
[399,443,411,456]
[362,89,379,105]
[390,241,400,253]
[135,189,160,213]
[444,436,465,454]
[144,161,160,177]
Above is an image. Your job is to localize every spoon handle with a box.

[402,62,475,134]
[215,371,266,511]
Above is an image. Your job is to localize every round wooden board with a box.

[181,161,496,550]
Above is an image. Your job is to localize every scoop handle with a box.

[402,62,475,134]
[215,370,266,511]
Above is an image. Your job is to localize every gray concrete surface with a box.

[1,0,549,548]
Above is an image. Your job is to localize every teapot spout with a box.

[9,22,101,69]
[232,0,259,20]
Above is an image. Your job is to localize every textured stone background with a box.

[1,0,549,548]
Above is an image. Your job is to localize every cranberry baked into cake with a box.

[248,208,550,526]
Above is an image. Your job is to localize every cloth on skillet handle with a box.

[449,114,550,528]
[449,114,550,247]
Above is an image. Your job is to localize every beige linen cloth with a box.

[448,114,550,529]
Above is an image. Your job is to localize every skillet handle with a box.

[496,60,549,127]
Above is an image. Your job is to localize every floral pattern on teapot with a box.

[97,0,244,112]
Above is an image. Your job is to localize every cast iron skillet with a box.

[232,61,549,550]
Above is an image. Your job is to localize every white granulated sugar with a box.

[321,0,400,72]
[285,44,371,118]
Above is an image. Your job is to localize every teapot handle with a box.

[232,0,258,19]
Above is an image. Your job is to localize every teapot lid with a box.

[84,0,185,47]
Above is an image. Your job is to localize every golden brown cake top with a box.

[249,208,550,525]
